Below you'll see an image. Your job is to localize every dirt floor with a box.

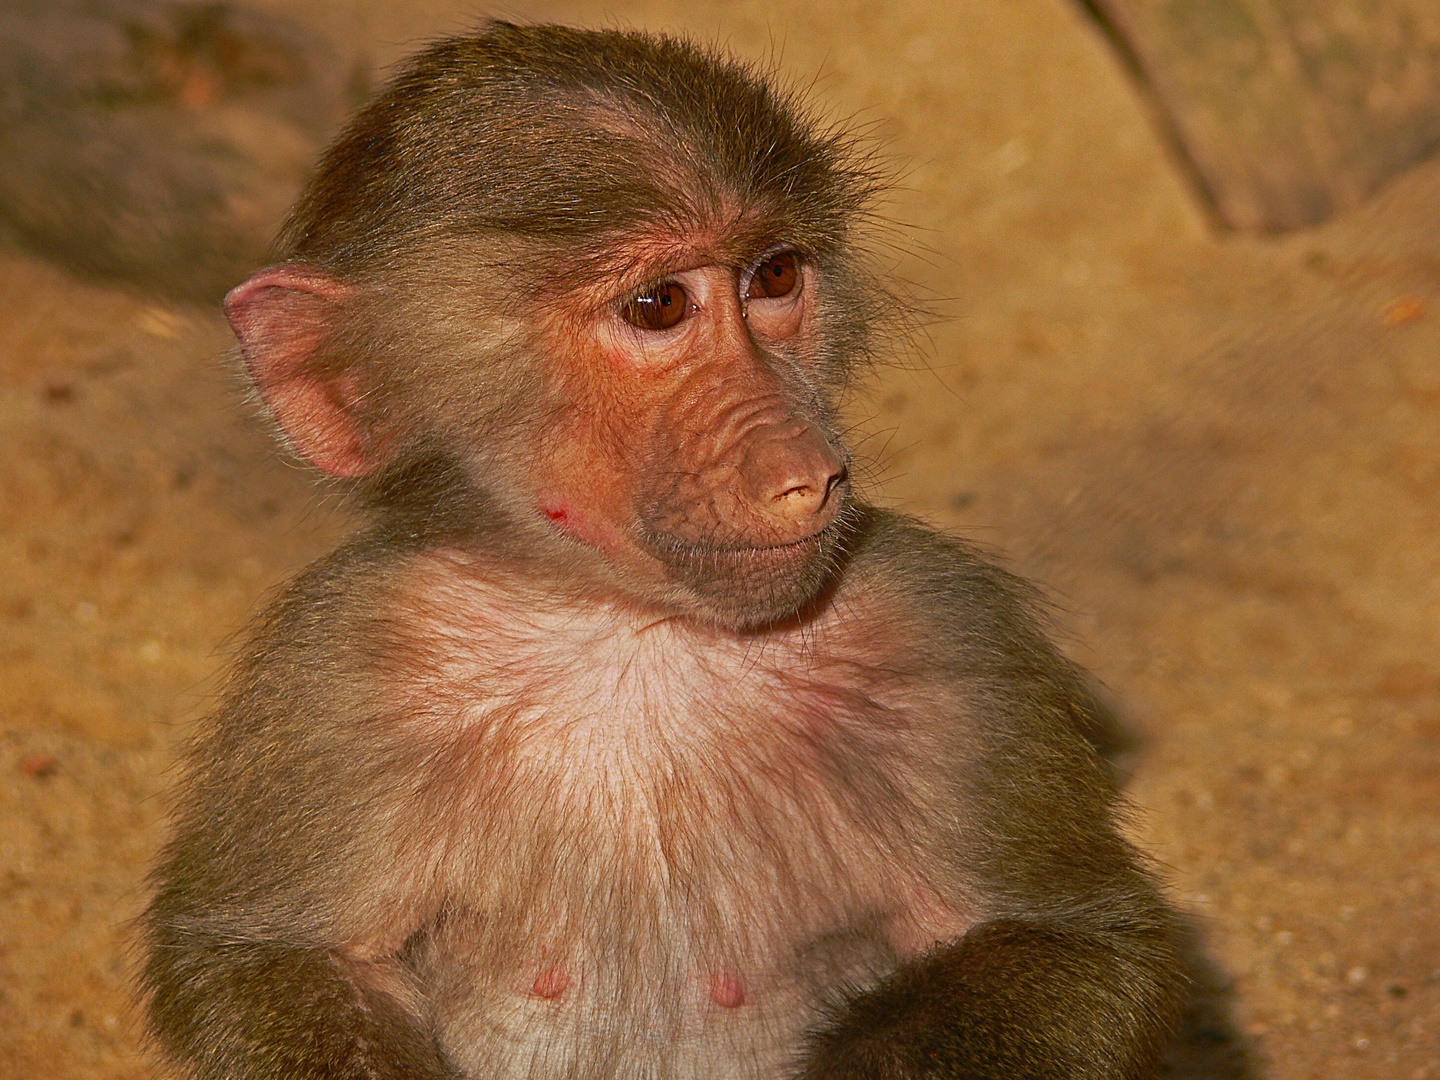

[1,1,1436,1078]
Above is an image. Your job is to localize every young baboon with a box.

[142,22,1185,1080]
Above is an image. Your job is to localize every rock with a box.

[0,0,363,301]
[1083,0,1440,230]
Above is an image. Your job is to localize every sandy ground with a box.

[1,1,1436,1078]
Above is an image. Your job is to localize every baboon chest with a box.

[384,565,968,1068]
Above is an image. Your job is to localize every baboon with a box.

[142,23,1185,1080]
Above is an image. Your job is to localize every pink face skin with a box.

[534,246,832,591]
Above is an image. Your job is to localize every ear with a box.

[225,265,380,478]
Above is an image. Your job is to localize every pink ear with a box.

[225,266,379,478]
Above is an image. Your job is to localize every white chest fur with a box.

[368,554,972,1078]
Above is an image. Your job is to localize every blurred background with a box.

[1,1,1437,1077]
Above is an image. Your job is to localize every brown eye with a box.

[746,252,799,300]
[622,282,688,330]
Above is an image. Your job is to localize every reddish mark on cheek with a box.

[710,972,746,1009]
[539,498,583,534]
[531,966,571,1000]
[537,497,621,551]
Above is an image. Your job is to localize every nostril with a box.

[742,426,846,525]
[774,459,845,506]
[775,481,814,503]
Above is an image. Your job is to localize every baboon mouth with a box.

[643,522,834,569]
[692,534,826,579]
[721,531,826,557]
[637,515,851,628]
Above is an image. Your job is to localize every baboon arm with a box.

[144,926,455,1080]
[799,917,1184,1080]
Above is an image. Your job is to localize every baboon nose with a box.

[742,424,847,528]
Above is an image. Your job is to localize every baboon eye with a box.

[622,282,688,330]
[746,252,799,300]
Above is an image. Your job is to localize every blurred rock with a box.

[1083,0,1440,230]
[0,0,362,302]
